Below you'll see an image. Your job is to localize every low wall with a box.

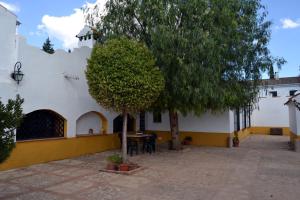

[146,130,230,147]
[0,134,120,171]
[250,127,290,136]
[236,128,251,141]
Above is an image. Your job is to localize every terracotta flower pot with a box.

[119,163,129,171]
[106,163,117,171]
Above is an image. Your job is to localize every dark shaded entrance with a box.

[113,114,135,133]
[17,110,65,141]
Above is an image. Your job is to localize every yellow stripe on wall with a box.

[250,127,290,136]
[0,134,120,171]
[146,130,230,147]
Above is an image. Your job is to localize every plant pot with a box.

[233,139,239,147]
[119,163,130,171]
[106,163,117,171]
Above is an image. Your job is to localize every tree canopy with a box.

[86,37,164,114]
[86,37,164,159]
[86,0,285,148]
[0,95,23,163]
[42,37,55,54]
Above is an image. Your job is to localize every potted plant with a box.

[232,134,239,147]
[106,154,122,171]
[119,163,130,171]
[182,136,192,145]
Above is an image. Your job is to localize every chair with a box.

[127,138,138,156]
[143,134,157,154]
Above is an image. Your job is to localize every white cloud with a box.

[0,1,20,13]
[280,18,300,29]
[37,0,106,50]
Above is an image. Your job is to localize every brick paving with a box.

[1,135,300,200]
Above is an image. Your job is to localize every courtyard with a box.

[1,135,300,200]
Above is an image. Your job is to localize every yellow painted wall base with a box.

[0,134,120,171]
[236,128,251,141]
[250,127,290,136]
[146,130,230,147]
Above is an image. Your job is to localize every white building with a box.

[251,77,300,135]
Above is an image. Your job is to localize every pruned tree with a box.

[86,38,164,161]
[87,0,285,149]
[0,95,24,163]
[42,37,55,54]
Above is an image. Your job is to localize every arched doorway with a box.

[16,109,66,141]
[76,111,108,135]
[113,114,136,133]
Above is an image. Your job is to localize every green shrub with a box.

[0,95,24,163]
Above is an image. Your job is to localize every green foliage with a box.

[0,95,24,163]
[87,0,285,114]
[86,37,165,114]
[42,37,55,54]
[106,154,122,164]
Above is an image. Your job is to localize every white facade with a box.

[145,110,234,133]
[0,7,122,137]
[251,81,300,128]
[0,5,18,84]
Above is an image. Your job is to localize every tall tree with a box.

[86,38,164,161]
[42,37,55,54]
[87,0,285,149]
[0,95,24,163]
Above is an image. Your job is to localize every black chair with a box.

[127,138,138,156]
[143,134,157,154]
[150,133,157,153]
[142,137,152,154]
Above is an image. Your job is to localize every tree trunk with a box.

[122,110,128,163]
[169,110,180,150]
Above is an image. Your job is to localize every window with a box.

[17,110,65,141]
[153,111,162,123]
[289,90,297,96]
[269,91,277,97]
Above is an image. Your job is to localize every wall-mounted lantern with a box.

[11,62,24,84]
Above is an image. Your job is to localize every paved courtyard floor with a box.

[1,135,300,200]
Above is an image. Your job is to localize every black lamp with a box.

[11,62,24,84]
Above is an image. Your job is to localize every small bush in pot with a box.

[106,154,122,170]
[232,134,239,147]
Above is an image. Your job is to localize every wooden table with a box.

[127,134,152,154]
[127,134,152,138]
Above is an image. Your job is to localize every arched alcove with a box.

[76,111,108,135]
[113,114,136,133]
[16,109,66,141]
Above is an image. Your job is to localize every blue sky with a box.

[1,0,300,78]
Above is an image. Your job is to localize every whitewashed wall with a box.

[145,110,232,133]
[0,6,121,137]
[1,36,121,136]
[0,5,18,84]
[251,84,300,127]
